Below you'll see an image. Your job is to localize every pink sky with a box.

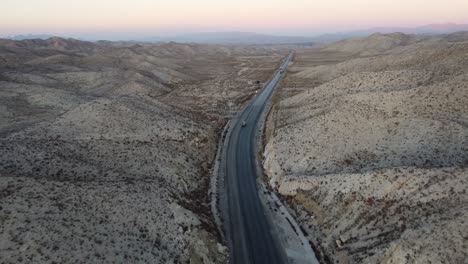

[1,0,467,38]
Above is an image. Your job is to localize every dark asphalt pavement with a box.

[224,52,294,264]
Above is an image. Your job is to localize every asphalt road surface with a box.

[224,52,294,264]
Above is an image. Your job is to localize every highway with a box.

[223,52,294,264]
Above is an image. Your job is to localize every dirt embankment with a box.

[263,32,468,263]
[0,38,285,263]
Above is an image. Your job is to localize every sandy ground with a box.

[0,37,285,263]
[263,32,468,263]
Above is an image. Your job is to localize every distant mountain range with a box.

[145,32,317,45]
[8,34,55,40]
[4,23,468,45]
[303,23,468,44]
[359,23,468,35]
[144,23,468,45]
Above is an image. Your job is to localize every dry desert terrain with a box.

[264,32,468,263]
[2,32,467,264]
[0,37,285,263]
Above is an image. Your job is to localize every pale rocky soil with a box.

[0,37,284,263]
[263,32,468,263]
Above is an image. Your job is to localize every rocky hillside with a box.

[0,37,284,263]
[264,32,468,263]
[322,32,422,56]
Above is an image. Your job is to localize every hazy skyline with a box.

[2,0,468,40]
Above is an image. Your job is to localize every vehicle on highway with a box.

[280,69,284,74]
[223,52,294,263]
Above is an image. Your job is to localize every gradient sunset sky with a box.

[1,0,468,39]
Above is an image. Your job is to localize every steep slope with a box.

[263,33,468,263]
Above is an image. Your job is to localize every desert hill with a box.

[0,38,285,263]
[264,32,468,263]
[322,32,423,56]
[0,37,100,52]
